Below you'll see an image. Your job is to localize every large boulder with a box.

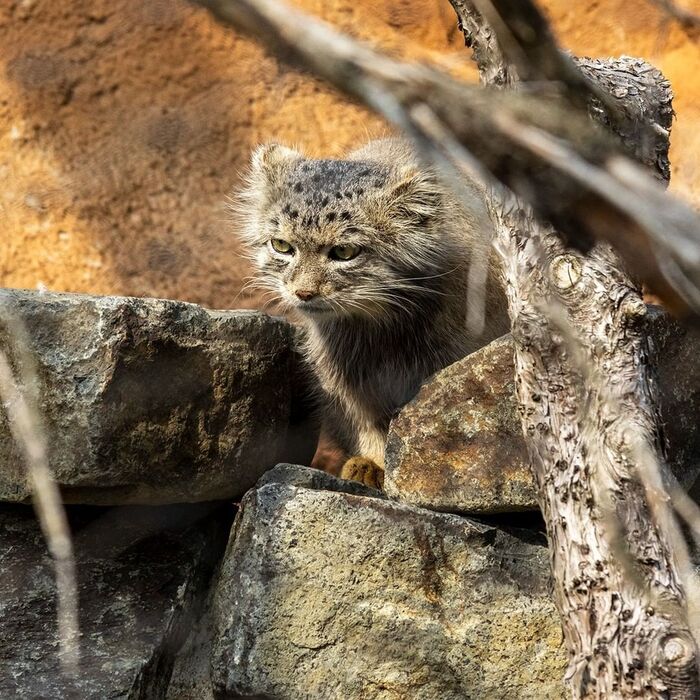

[0,502,231,699]
[165,465,385,700]
[385,308,700,514]
[0,289,316,504]
[211,465,567,699]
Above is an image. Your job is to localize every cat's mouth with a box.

[293,298,336,316]
[294,296,391,322]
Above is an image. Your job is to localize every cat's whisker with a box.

[328,293,385,324]
[261,289,285,303]
[259,294,284,312]
[352,287,424,308]
[342,298,383,324]
[230,276,269,305]
[392,265,463,284]
[384,281,453,299]
[348,291,420,319]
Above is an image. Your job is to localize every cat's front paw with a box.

[340,456,384,490]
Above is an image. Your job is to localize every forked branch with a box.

[192,0,700,318]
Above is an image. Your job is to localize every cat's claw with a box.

[340,457,385,490]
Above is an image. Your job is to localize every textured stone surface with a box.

[167,595,218,700]
[165,464,382,700]
[0,288,316,504]
[211,468,567,699]
[0,502,232,699]
[385,335,534,514]
[386,310,700,514]
[258,462,386,498]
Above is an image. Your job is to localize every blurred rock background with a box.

[1,0,699,310]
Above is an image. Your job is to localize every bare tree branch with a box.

[456,0,625,121]
[0,312,79,674]
[648,0,700,32]
[192,0,700,319]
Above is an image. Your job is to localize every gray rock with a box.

[165,464,382,700]
[386,308,700,514]
[167,594,218,700]
[385,335,534,514]
[211,470,567,699]
[0,502,231,699]
[0,289,317,504]
[258,462,386,498]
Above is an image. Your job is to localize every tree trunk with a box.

[449,1,699,697]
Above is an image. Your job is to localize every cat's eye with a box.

[270,238,294,255]
[329,244,361,261]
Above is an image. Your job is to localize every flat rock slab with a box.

[0,502,231,699]
[212,467,567,699]
[386,308,700,514]
[0,289,314,504]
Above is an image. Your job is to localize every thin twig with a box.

[0,312,79,674]
[648,0,700,31]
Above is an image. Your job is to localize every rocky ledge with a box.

[210,465,566,700]
[0,289,316,504]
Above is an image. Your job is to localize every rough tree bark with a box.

[188,0,700,695]
[451,2,699,697]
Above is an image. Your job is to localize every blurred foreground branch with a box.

[0,314,79,674]
[193,0,700,318]
[648,0,700,32]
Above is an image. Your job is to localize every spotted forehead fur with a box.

[238,140,443,256]
[272,159,390,230]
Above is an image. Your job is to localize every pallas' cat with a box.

[237,138,508,487]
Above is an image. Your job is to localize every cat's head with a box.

[235,143,449,322]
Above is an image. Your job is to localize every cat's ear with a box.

[386,170,440,226]
[249,143,303,192]
[234,144,303,244]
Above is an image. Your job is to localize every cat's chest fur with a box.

[305,313,461,419]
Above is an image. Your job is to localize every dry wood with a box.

[192,0,700,318]
[452,1,699,696]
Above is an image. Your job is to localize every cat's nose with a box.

[295,289,317,302]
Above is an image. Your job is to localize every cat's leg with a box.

[339,420,386,490]
[319,386,386,488]
[340,456,384,489]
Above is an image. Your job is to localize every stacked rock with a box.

[2,290,698,699]
[0,289,315,699]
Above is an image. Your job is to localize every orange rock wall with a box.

[1,0,699,308]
